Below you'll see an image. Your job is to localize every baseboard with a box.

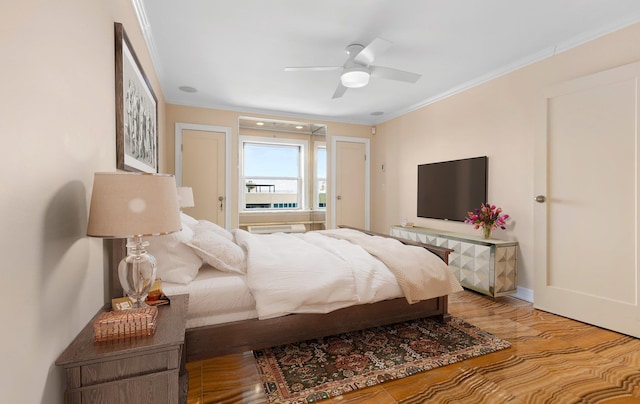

[512,287,534,303]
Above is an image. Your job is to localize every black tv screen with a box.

[417,156,487,222]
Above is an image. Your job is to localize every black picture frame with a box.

[114,22,158,173]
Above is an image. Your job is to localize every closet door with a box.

[332,137,370,230]
[534,62,640,337]
[175,123,231,228]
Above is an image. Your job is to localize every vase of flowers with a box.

[465,203,509,239]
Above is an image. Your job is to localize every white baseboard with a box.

[512,286,534,303]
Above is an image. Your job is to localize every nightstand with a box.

[56,294,189,404]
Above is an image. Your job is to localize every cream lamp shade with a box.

[87,172,182,308]
[177,186,195,208]
[87,172,182,238]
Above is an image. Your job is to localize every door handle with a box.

[218,196,224,211]
[337,195,342,200]
[534,195,546,203]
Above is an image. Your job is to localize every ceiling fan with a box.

[284,38,422,99]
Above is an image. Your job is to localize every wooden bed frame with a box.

[110,227,453,362]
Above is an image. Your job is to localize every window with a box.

[315,143,327,209]
[240,137,308,211]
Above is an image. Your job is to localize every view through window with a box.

[238,117,327,214]
[242,139,305,210]
[316,145,326,208]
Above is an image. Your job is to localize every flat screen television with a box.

[417,156,487,222]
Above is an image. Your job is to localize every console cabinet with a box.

[391,226,518,297]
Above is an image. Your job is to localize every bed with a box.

[110,216,460,362]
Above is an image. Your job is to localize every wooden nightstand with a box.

[56,294,189,404]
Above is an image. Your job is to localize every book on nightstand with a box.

[145,279,171,307]
[111,279,171,311]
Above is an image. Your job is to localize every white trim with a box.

[513,286,534,303]
[175,122,232,229]
[131,0,165,94]
[373,15,640,124]
[330,136,370,230]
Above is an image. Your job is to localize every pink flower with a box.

[464,202,510,234]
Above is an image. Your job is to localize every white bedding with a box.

[234,228,462,320]
[158,216,462,327]
[319,228,463,303]
[162,265,257,328]
[234,229,404,319]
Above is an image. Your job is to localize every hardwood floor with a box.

[185,290,640,403]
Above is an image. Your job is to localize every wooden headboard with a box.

[109,238,127,299]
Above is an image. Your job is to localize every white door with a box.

[331,137,370,230]
[534,62,640,337]
[175,123,231,228]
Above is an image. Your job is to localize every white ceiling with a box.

[136,0,640,125]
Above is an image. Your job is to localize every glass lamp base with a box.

[118,236,157,309]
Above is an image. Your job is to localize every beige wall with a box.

[166,104,370,228]
[1,1,165,402]
[8,3,637,400]
[372,22,640,292]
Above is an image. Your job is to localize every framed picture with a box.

[114,22,158,173]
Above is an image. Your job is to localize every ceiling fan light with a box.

[341,68,370,88]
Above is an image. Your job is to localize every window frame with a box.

[239,136,309,212]
[314,141,327,210]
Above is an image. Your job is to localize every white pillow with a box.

[146,229,203,284]
[187,230,246,274]
[194,220,234,241]
[180,212,199,230]
[174,222,195,243]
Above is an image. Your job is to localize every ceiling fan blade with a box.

[332,83,348,99]
[284,66,341,72]
[370,65,421,83]
[354,38,392,65]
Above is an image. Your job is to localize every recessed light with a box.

[256,122,265,126]
[295,125,303,129]
[371,111,384,116]
[179,86,197,93]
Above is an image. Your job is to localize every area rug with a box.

[254,317,510,403]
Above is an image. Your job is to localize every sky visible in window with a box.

[317,147,327,178]
[244,143,299,177]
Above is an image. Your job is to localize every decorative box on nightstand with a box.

[56,294,189,404]
[391,226,518,297]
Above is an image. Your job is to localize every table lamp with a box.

[87,172,181,308]
[177,186,195,210]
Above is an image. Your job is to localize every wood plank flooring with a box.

[185,290,640,403]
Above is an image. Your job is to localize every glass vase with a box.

[482,226,492,239]
[118,236,157,308]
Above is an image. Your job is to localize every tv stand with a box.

[390,226,517,297]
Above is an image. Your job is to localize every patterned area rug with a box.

[254,317,511,403]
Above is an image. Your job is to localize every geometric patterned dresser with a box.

[390,225,518,297]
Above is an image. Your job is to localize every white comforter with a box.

[233,228,462,320]
[320,228,463,303]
